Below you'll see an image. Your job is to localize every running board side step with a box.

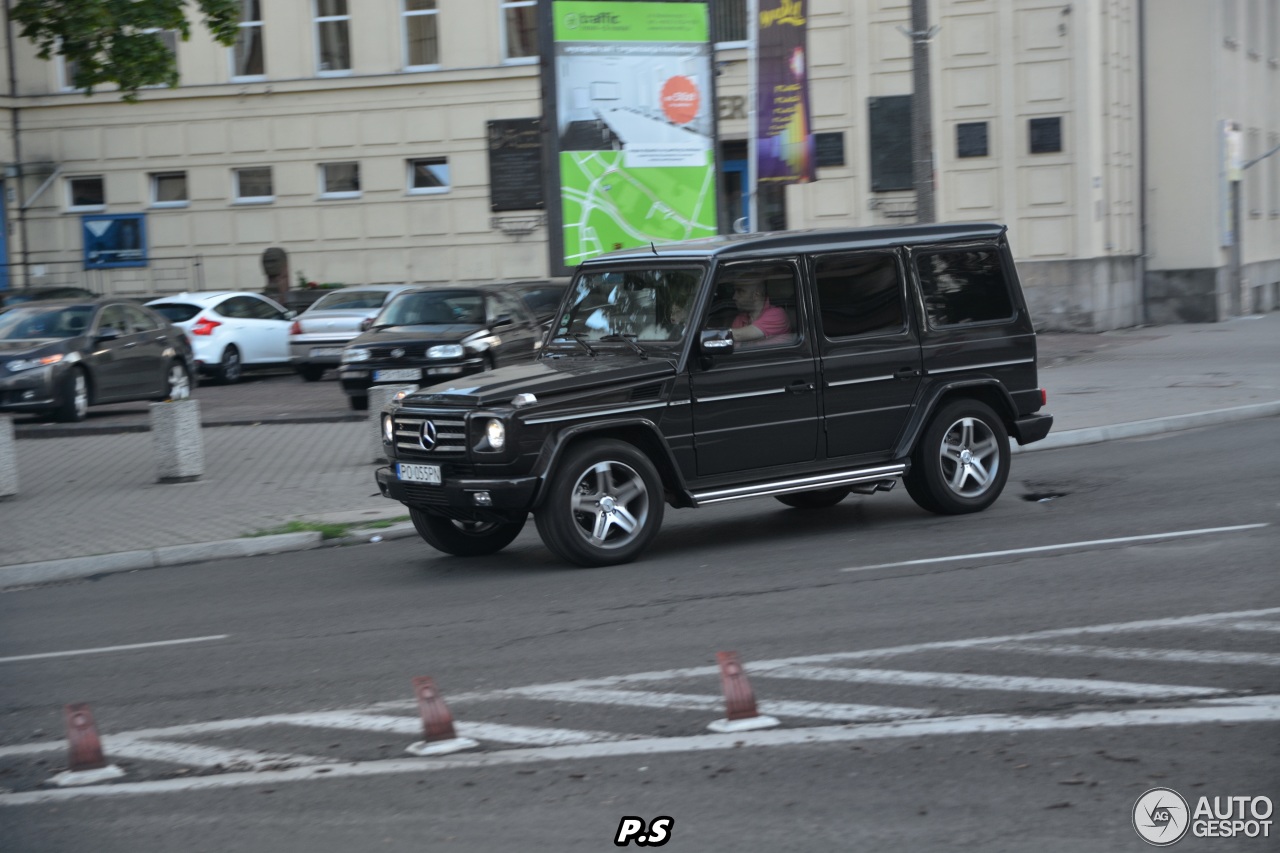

[691,464,907,506]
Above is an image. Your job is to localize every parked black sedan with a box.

[0,299,196,422]
[338,284,546,410]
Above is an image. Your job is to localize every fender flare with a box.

[893,378,1019,459]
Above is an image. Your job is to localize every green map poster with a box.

[551,1,718,267]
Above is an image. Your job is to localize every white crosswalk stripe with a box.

[270,710,634,747]
[987,642,1280,667]
[103,738,332,770]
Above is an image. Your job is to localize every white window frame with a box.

[150,171,189,208]
[500,0,538,65]
[141,29,179,88]
[230,0,266,81]
[319,161,361,199]
[407,157,450,195]
[57,51,82,92]
[314,0,352,76]
[66,175,106,212]
[233,166,274,205]
[403,0,440,71]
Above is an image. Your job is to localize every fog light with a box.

[381,413,394,443]
[484,418,505,451]
[472,491,493,506]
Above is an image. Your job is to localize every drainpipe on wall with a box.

[2,1,28,290]
[1137,0,1149,325]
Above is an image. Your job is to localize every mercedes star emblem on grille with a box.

[419,420,438,450]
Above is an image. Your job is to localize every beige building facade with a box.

[1,0,1277,331]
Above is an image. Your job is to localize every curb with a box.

[2,403,1277,590]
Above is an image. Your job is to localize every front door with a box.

[690,260,818,478]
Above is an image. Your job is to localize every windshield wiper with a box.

[600,333,648,359]
[570,333,598,356]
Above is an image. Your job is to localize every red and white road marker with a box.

[404,676,480,757]
[48,703,126,787]
[707,651,781,733]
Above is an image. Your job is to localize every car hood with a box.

[0,338,74,358]
[348,324,490,347]
[405,354,678,408]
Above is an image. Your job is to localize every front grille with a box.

[370,343,428,360]
[393,410,468,456]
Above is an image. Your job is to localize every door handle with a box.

[786,379,814,394]
[892,366,920,380]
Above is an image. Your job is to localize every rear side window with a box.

[813,252,905,339]
[914,248,1014,327]
[149,303,201,323]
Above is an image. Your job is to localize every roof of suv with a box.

[586,222,1008,264]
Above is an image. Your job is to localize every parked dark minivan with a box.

[374,224,1053,566]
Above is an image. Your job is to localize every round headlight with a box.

[485,418,506,451]
[382,413,395,444]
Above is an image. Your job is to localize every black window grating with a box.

[630,384,662,402]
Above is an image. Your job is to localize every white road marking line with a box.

[988,642,1280,667]
[105,738,332,770]
[1213,621,1280,633]
[840,523,1269,572]
[0,635,229,665]
[4,696,1277,804]
[753,664,1226,698]
[513,686,929,722]
[272,711,632,747]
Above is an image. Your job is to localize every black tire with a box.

[349,394,369,411]
[904,399,1010,515]
[534,439,664,567]
[216,345,242,384]
[297,365,326,382]
[52,368,89,423]
[157,361,193,401]
[409,508,526,557]
[775,486,851,509]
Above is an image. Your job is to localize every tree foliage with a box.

[12,0,240,102]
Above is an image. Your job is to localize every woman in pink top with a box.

[730,279,790,342]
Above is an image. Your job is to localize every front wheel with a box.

[904,399,1010,515]
[535,439,664,567]
[409,508,526,557]
[775,486,851,509]
[52,368,89,423]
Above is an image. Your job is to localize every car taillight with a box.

[191,316,221,336]
[1040,388,1048,406]
[289,320,303,335]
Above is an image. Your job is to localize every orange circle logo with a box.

[660,76,700,124]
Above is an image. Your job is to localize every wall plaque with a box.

[487,118,545,212]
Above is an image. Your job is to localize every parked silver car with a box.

[288,285,415,381]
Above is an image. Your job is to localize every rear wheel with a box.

[774,486,851,509]
[409,508,526,557]
[216,345,242,384]
[52,368,89,423]
[535,439,664,567]
[297,365,326,382]
[904,399,1010,515]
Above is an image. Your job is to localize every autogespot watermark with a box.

[1133,788,1273,846]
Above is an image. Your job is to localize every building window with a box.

[58,54,82,91]
[502,0,538,63]
[151,172,188,207]
[868,96,913,191]
[67,176,105,211]
[233,0,265,79]
[956,122,989,158]
[320,162,360,198]
[713,0,747,45]
[234,166,274,203]
[1029,117,1063,154]
[408,157,450,194]
[315,0,351,74]
[403,0,439,69]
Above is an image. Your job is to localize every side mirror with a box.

[284,310,297,320]
[95,327,121,343]
[490,314,514,328]
[699,329,734,356]
[359,317,374,332]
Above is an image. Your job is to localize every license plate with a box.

[310,347,345,357]
[397,463,441,484]
[375,368,421,381]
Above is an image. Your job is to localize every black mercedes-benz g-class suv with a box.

[375,224,1052,566]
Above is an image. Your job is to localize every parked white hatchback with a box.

[146,291,295,384]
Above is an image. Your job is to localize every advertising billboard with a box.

[756,0,815,186]
[545,1,718,273]
[82,214,147,269]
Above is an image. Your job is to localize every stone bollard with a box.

[0,416,17,499]
[370,385,417,463]
[150,399,204,483]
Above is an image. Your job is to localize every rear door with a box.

[689,260,819,478]
[121,304,169,396]
[811,250,923,461]
[216,295,290,363]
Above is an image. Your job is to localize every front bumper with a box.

[1011,412,1054,445]
[0,365,60,413]
[375,464,539,520]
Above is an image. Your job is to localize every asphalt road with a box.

[1,419,1277,851]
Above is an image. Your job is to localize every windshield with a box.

[377,291,484,326]
[553,268,703,344]
[310,290,391,311]
[0,306,95,340]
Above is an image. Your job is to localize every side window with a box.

[215,296,252,319]
[98,305,129,334]
[705,262,799,348]
[488,292,525,324]
[813,252,905,339]
[124,305,160,333]
[244,296,286,320]
[914,249,1015,327]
